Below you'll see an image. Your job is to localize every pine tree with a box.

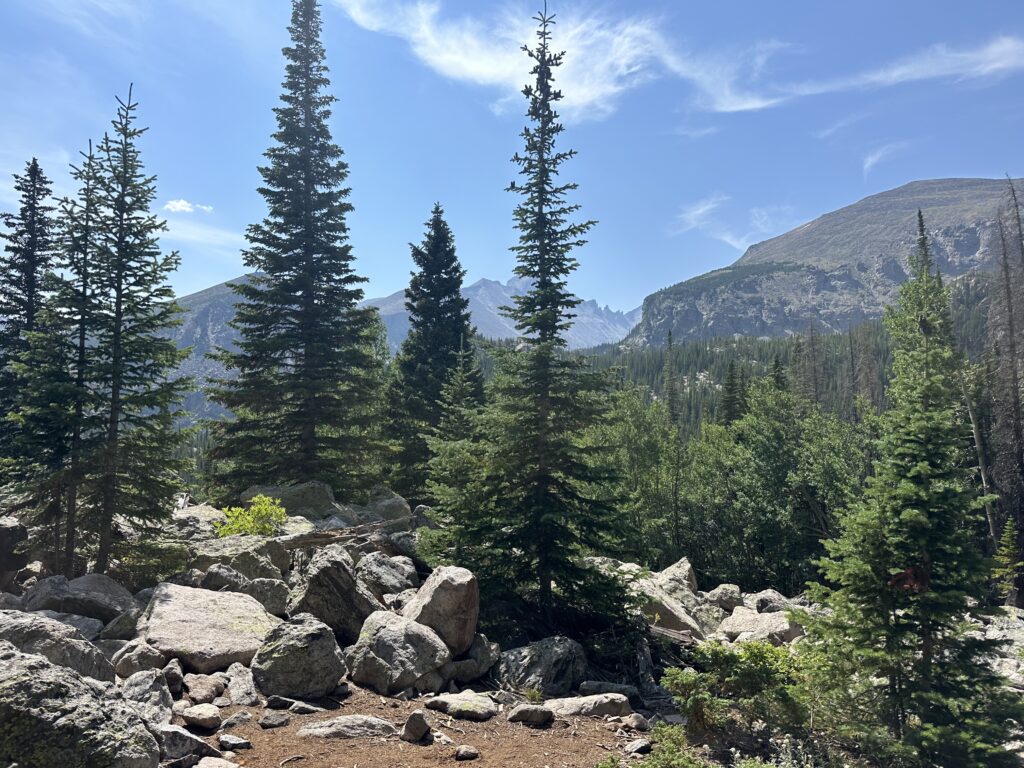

[994,517,1022,601]
[0,158,57,460]
[662,329,681,427]
[719,360,746,424]
[385,203,476,502]
[803,212,1023,766]
[210,0,379,497]
[432,6,621,628]
[91,88,188,572]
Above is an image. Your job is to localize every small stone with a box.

[181,703,222,730]
[163,658,184,697]
[625,738,652,755]
[217,734,251,750]
[259,710,291,729]
[455,744,480,761]
[624,712,649,731]
[433,731,453,745]
[289,700,324,714]
[172,699,192,716]
[332,682,351,698]
[212,696,232,707]
[219,710,252,730]
[184,673,225,704]
[265,694,295,709]
[197,758,241,768]
[400,709,431,743]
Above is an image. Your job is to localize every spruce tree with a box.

[432,7,621,628]
[385,203,476,502]
[803,212,1023,766]
[0,158,57,460]
[91,88,188,572]
[210,0,379,497]
[719,360,746,424]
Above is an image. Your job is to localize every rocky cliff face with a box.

[626,178,1017,348]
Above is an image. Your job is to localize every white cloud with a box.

[675,193,730,233]
[20,0,145,40]
[162,217,245,259]
[862,141,908,177]
[673,195,797,252]
[163,198,214,214]
[793,36,1024,97]
[331,0,786,120]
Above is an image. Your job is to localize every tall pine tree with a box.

[385,203,476,503]
[431,7,621,629]
[0,158,57,461]
[211,0,380,497]
[803,212,1022,766]
[91,88,188,572]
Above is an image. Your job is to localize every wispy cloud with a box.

[813,112,867,140]
[162,217,245,256]
[674,195,798,251]
[672,125,719,140]
[19,0,145,41]
[862,141,908,177]
[164,198,214,214]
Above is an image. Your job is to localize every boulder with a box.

[718,606,803,645]
[652,556,699,599]
[400,710,431,743]
[0,641,159,768]
[507,703,554,726]
[181,703,222,730]
[166,504,228,541]
[200,564,249,592]
[706,583,744,612]
[122,669,174,724]
[197,758,239,768]
[225,662,260,706]
[297,714,397,739]
[189,536,288,581]
[100,607,141,640]
[356,551,419,600]
[32,609,104,640]
[0,591,22,609]
[587,557,703,637]
[545,693,632,718]
[259,710,290,729]
[748,588,790,614]
[424,691,497,721]
[442,632,501,684]
[241,481,337,520]
[218,734,250,751]
[402,566,479,655]
[184,673,225,704]
[691,603,728,636]
[241,578,289,616]
[153,723,221,761]
[24,573,136,623]
[0,609,114,681]
[95,638,128,661]
[578,681,642,709]
[497,636,587,697]
[220,711,253,730]
[163,658,184,696]
[113,638,167,678]
[288,544,380,644]
[252,613,346,699]
[345,611,450,695]
[137,583,281,673]
[365,487,412,522]
[384,587,418,612]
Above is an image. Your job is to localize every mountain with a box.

[625,178,1019,348]
[171,275,640,418]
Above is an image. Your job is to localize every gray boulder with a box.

[706,583,744,611]
[252,613,346,699]
[32,609,104,640]
[402,566,479,655]
[189,536,287,581]
[545,693,632,718]
[718,606,804,645]
[400,710,431,742]
[122,669,173,724]
[241,578,289,616]
[288,544,380,644]
[424,691,497,721]
[0,609,114,681]
[24,573,136,623]
[200,564,249,592]
[497,636,587,697]
[345,610,450,695]
[297,714,397,739]
[181,703,222,730]
[0,591,22,609]
[137,583,281,673]
[0,641,159,767]
[113,638,167,679]
[442,632,501,684]
[748,588,790,614]
[356,551,419,600]
[153,723,221,761]
[652,556,699,599]
[184,673,225,704]
[163,658,184,696]
[225,662,260,706]
[507,703,554,726]
[100,607,141,640]
[578,681,642,709]
[366,487,412,522]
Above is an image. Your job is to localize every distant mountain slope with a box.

[625,178,1019,347]
[171,275,640,418]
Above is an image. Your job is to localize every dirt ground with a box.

[192,686,637,768]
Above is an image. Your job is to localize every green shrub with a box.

[214,494,287,537]
[524,687,544,704]
[645,725,716,768]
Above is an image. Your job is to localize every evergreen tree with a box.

[385,203,476,502]
[210,0,379,497]
[0,158,57,459]
[430,7,621,628]
[661,329,682,428]
[91,88,188,572]
[719,360,747,424]
[803,212,1023,766]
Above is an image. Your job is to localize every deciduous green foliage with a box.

[91,88,189,572]
[385,203,476,503]
[427,7,623,634]
[210,0,381,497]
[802,213,1024,767]
[215,494,287,537]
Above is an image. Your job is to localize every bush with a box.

[214,494,287,537]
[645,725,716,767]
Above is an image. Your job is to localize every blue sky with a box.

[1,1,1022,310]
